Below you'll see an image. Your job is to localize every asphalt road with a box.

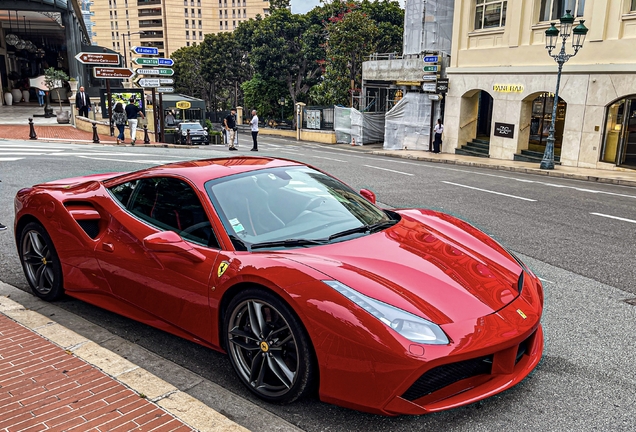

[1,136,635,431]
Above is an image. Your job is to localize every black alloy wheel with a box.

[19,222,64,301]
[224,288,315,404]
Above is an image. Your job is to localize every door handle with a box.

[102,243,114,252]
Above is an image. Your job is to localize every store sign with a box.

[176,101,191,109]
[494,122,515,138]
[493,84,524,93]
[436,78,449,93]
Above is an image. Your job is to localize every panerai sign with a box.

[494,122,515,139]
[493,84,524,93]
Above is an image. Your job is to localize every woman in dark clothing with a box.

[433,118,443,153]
[112,103,127,144]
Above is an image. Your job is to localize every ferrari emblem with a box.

[260,341,269,352]
[217,261,229,278]
[516,309,527,319]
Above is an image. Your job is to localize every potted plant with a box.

[44,67,70,124]
[68,77,78,93]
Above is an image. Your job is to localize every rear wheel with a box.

[224,289,315,404]
[19,222,64,301]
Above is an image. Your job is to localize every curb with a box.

[370,151,636,188]
[0,295,248,432]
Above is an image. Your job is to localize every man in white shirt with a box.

[433,119,444,153]
[250,110,259,151]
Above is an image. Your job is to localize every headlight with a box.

[182,131,187,136]
[203,131,208,136]
[323,280,449,345]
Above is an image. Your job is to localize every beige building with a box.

[91,0,270,62]
[446,0,636,170]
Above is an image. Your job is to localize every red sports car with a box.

[14,157,543,416]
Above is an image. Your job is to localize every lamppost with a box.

[540,11,588,170]
[121,31,145,69]
[279,97,286,124]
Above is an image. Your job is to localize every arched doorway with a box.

[528,93,567,157]
[601,96,636,168]
[455,89,493,158]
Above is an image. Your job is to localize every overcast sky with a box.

[290,0,405,14]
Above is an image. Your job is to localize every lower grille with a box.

[402,355,493,401]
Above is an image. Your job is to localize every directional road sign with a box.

[131,46,159,56]
[75,52,120,65]
[159,78,174,85]
[133,57,174,67]
[423,65,439,72]
[421,82,436,92]
[137,78,161,88]
[136,68,174,76]
[156,87,174,93]
[423,55,439,63]
[93,67,134,79]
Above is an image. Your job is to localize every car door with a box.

[95,176,221,342]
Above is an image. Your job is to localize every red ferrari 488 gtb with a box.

[14,157,543,415]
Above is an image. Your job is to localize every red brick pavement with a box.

[0,126,160,145]
[0,315,194,432]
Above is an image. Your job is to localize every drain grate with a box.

[624,298,636,306]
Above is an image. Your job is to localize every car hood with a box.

[280,209,522,324]
[34,172,126,189]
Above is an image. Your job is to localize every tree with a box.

[171,45,212,109]
[241,74,287,120]
[43,67,69,113]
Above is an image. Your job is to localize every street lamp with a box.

[279,97,286,123]
[540,11,588,170]
[122,31,145,69]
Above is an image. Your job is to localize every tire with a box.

[224,288,316,404]
[19,222,64,301]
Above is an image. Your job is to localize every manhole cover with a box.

[624,298,636,306]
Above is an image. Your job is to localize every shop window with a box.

[474,0,507,29]
[601,97,636,167]
[539,0,585,21]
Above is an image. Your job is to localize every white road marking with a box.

[0,148,64,153]
[364,165,414,176]
[76,156,179,164]
[442,181,537,202]
[307,155,346,163]
[0,152,46,156]
[590,212,636,224]
[0,157,25,161]
[538,277,555,284]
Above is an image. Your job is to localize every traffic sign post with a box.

[159,78,174,85]
[423,65,439,72]
[136,68,174,76]
[131,46,159,56]
[75,52,120,65]
[423,55,439,63]
[133,57,174,67]
[156,87,174,93]
[137,78,161,88]
[93,67,135,79]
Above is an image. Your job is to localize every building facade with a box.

[91,0,270,63]
[446,0,636,170]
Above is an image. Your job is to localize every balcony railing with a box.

[140,32,164,38]
[139,20,163,28]
[138,0,161,6]
[138,8,162,16]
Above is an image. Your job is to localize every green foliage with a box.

[171,45,211,107]
[241,74,287,120]
[43,67,69,111]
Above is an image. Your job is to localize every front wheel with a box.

[224,289,316,404]
[19,222,64,301]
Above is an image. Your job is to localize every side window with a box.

[109,180,139,207]
[127,177,220,248]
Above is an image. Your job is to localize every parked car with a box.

[14,157,544,415]
[175,122,209,145]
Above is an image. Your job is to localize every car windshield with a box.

[205,166,396,251]
[181,123,202,130]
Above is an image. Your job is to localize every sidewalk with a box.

[0,296,247,432]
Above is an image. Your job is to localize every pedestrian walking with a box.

[37,89,45,107]
[75,86,91,118]
[224,108,238,151]
[433,118,444,153]
[125,98,145,145]
[112,102,127,144]
[250,109,259,151]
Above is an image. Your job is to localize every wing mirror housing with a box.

[143,231,205,263]
[359,189,376,204]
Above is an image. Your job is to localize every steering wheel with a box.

[182,221,212,235]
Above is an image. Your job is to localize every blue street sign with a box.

[423,55,439,63]
[158,58,174,66]
[131,46,159,55]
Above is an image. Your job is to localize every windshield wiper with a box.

[328,219,398,241]
[250,238,330,250]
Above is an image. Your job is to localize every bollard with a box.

[28,118,37,140]
[92,122,100,144]
[186,129,192,145]
[109,121,114,137]
[143,124,150,144]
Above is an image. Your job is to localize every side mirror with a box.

[143,231,205,263]
[359,189,376,204]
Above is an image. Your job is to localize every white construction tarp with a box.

[335,107,386,145]
[383,92,434,151]
[404,0,454,55]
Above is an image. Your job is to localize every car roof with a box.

[108,157,305,185]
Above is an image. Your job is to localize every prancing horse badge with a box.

[217,261,229,278]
